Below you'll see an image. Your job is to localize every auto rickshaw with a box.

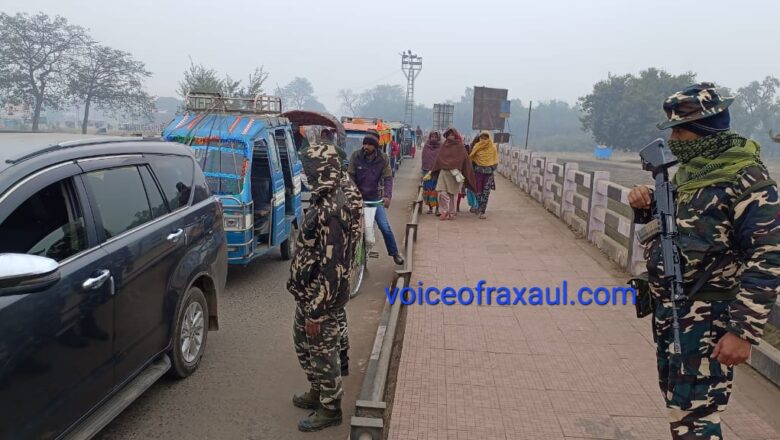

[163,93,303,265]
[341,117,392,164]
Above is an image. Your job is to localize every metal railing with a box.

[350,186,423,440]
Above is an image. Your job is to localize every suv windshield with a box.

[191,140,247,195]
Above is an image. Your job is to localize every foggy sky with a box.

[3,0,779,113]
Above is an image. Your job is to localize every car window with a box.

[138,165,169,219]
[284,130,300,163]
[85,166,152,239]
[191,166,211,204]
[267,135,282,171]
[148,155,194,211]
[191,140,246,195]
[0,179,88,262]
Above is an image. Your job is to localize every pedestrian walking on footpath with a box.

[421,131,442,214]
[348,135,405,266]
[455,136,477,213]
[287,143,360,432]
[469,131,499,219]
[464,135,481,213]
[429,127,475,221]
[628,82,780,440]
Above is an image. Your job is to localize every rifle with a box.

[639,138,684,355]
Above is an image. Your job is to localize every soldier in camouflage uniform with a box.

[629,83,780,439]
[288,143,362,432]
[299,128,361,376]
[337,171,364,376]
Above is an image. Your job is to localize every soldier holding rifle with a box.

[628,83,780,439]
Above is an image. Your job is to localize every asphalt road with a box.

[98,159,420,440]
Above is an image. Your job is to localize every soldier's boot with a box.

[297,403,342,432]
[340,350,349,377]
[292,389,320,409]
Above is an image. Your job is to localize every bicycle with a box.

[348,201,383,298]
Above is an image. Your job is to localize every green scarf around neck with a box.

[669,132,763,202]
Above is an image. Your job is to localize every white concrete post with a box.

[561,162,579,221]
[586,170,610,240]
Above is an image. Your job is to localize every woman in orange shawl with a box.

[429,128,476,221]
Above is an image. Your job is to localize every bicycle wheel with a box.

[349,236,367,298]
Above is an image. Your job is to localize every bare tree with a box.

[338,88,361,116]
[0,12,89,131]
[281,77,315,110]
[69,44,153,134]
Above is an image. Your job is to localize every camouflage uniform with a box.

[336,174,364,363]
[287,143,361,412]
[299,137,348,168]
[636,84,780,439]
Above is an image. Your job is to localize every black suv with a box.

[0,135,227,439]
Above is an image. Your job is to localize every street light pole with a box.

[524,100,533,150]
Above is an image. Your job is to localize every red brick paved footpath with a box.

[387,174,780,440]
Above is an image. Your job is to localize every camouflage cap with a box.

[657,82,735,130]
[300,143,342,195]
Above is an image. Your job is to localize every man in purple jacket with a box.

[347,135,405,266]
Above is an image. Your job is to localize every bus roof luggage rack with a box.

[184,92,283,115]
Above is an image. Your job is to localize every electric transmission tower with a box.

[401,50,422,124]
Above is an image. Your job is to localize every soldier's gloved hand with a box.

[305,319,321,338]
[628,185,653,209]
[711,332,752,366]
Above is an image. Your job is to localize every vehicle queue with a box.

[0,92,413,439]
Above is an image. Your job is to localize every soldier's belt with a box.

[636,219,660,245]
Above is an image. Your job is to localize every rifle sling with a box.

[687,254,737,301]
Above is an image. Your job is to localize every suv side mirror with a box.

[0,254,61,296]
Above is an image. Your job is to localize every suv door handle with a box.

[83,270,111,290]
[167,229,184,242]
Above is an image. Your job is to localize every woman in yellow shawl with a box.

[469,131,499,219]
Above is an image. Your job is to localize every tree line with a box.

[579,68,780,152]
[340,69,780,153]
[0,12,154,133]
